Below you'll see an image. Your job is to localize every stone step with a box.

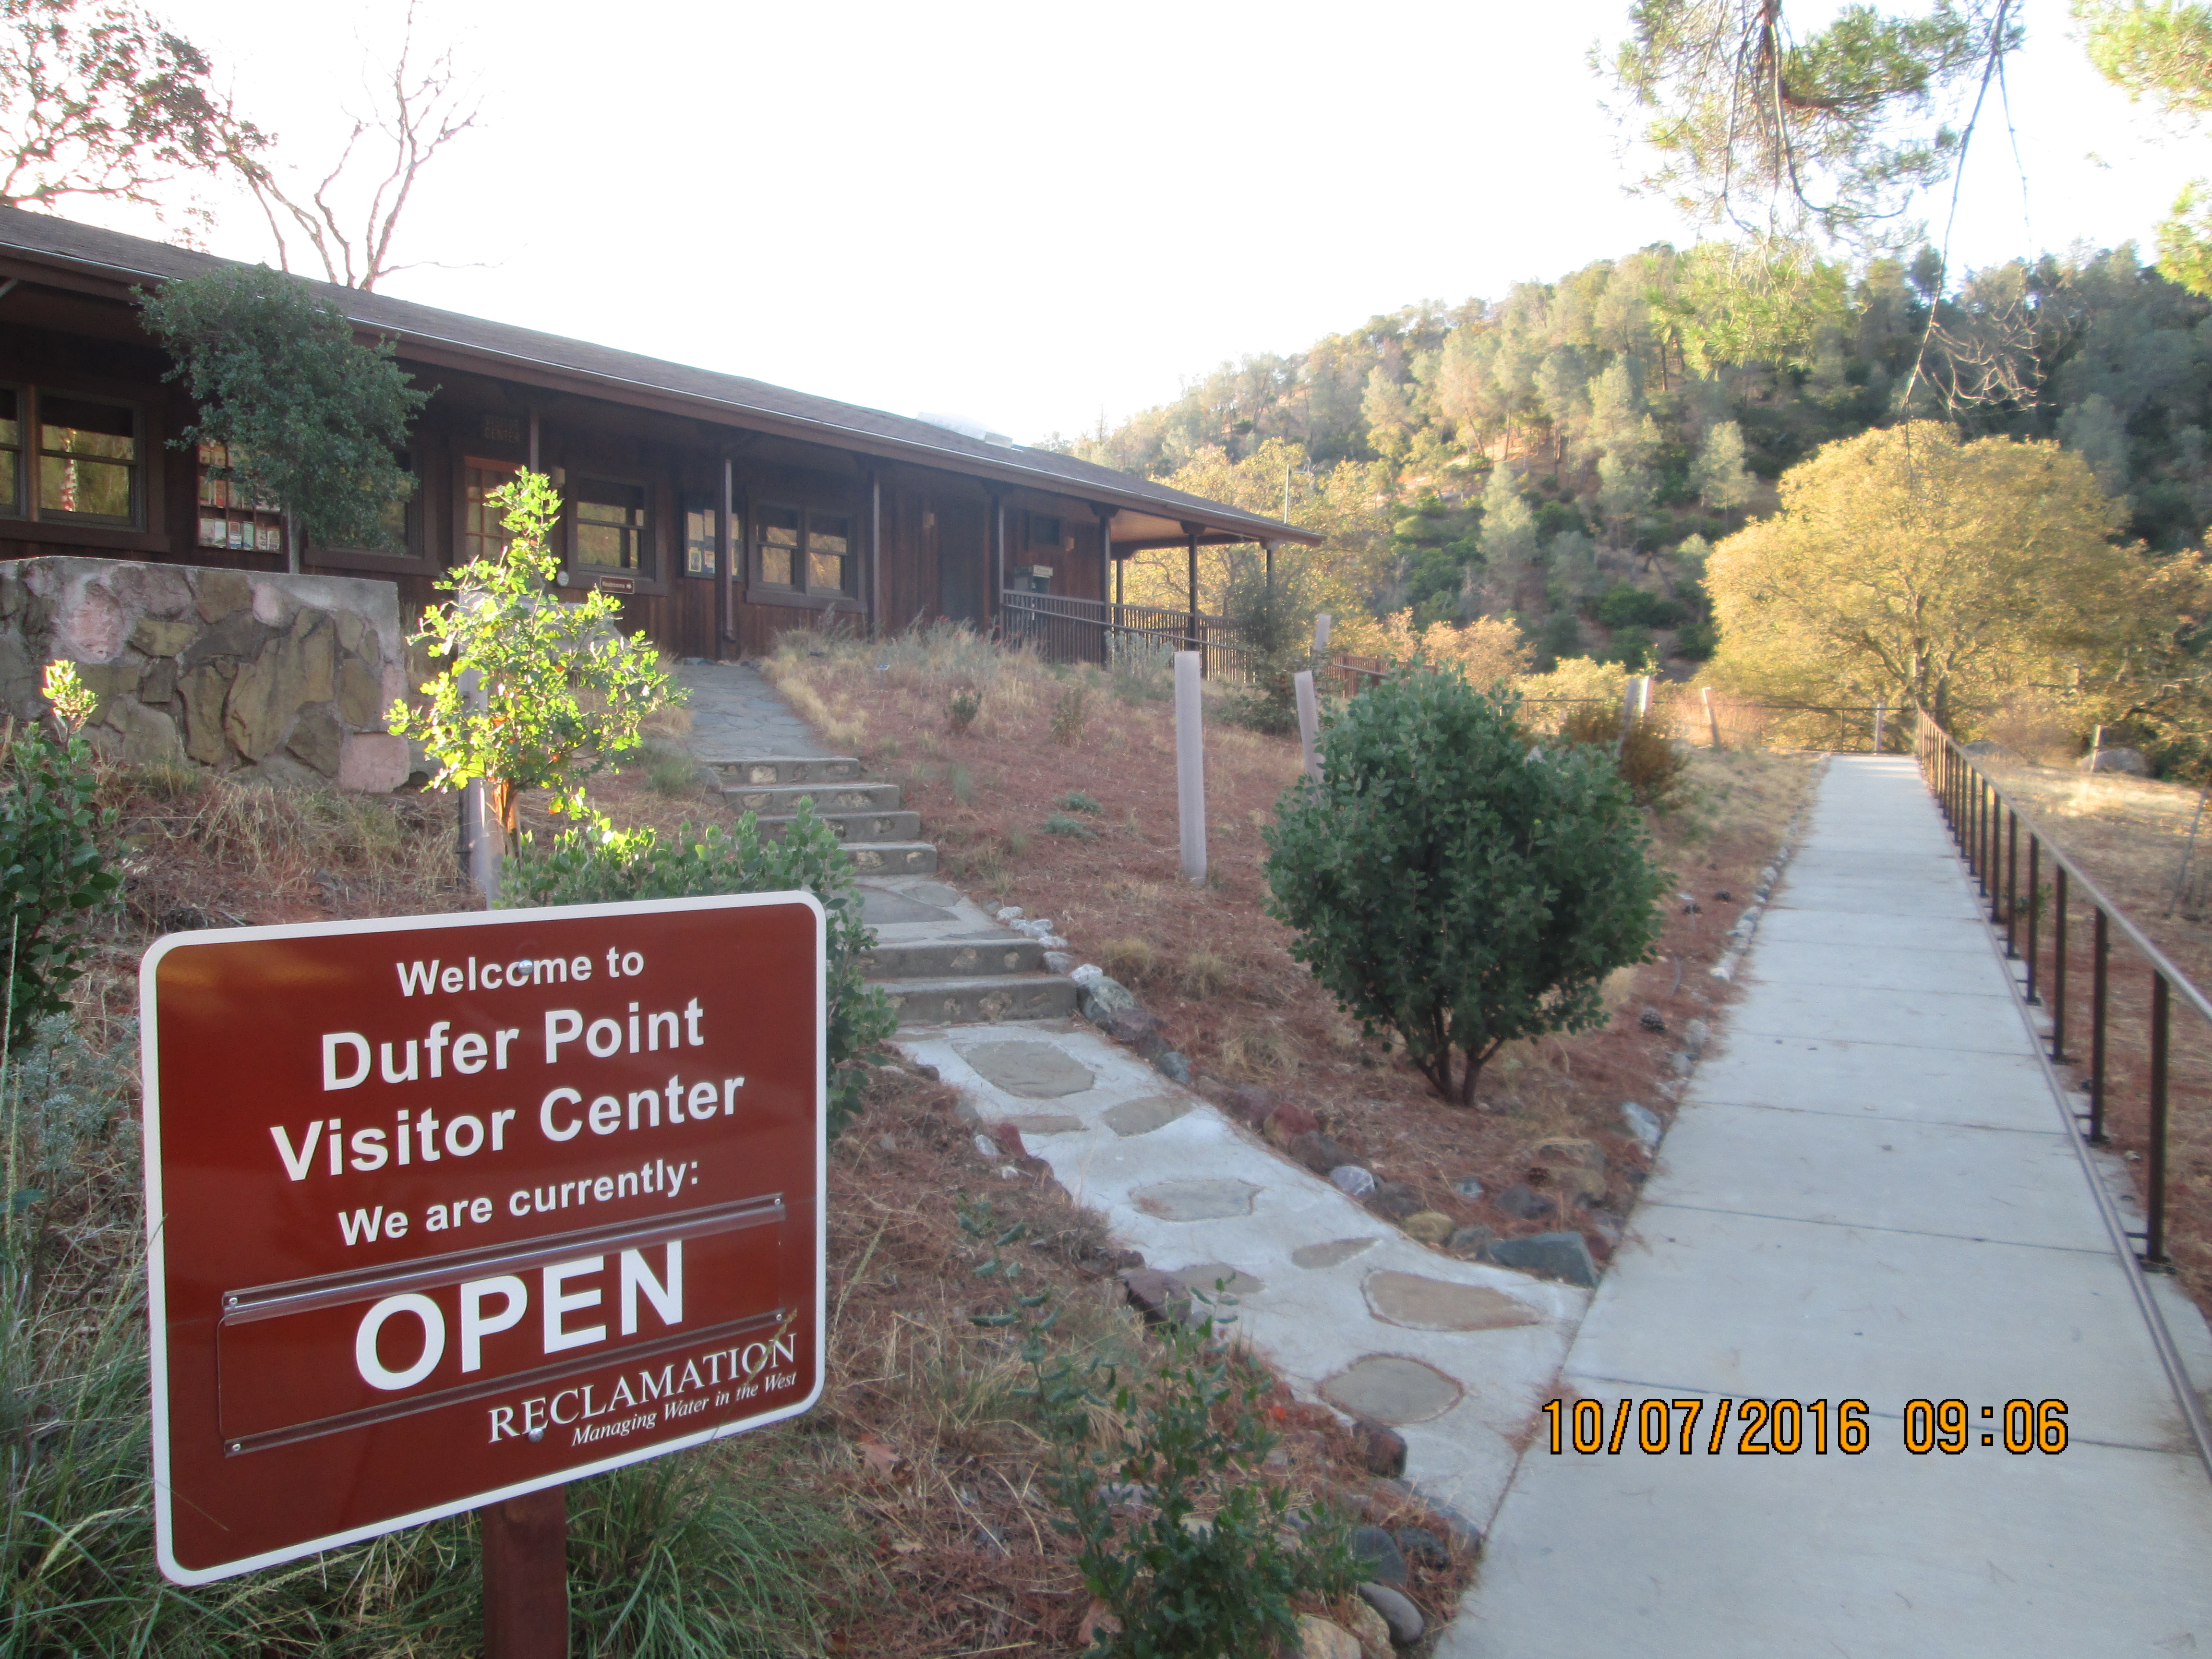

[877,973,1079,1027]
[760,809,923,844]
[708,755,864,785]
[725,780,903,814]
[864,936,1046,981]
[841,841,938,876]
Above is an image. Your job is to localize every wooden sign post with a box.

[139,892,828,1649]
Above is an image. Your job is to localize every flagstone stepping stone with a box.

[1002,1113,1085,1135]
[1131,1179,1259,1221]
[1363,1270,1540,1333]
[1104,1094,1191,1136]
[1176,1262,1264,1297]
[959,1040,1095,1099]
[1292,1237,1379,1270]
[1321,1355,1465,1426]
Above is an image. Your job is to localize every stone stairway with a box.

[707,753,1077,1026]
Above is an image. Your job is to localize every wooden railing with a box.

[997,591,1260,685]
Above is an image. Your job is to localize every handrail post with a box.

[2090,907,2110,1144]
[2052,866,2070,1062]
[2147,973,2172,1267]
[2025,835,2041,1004]
[2004,809,2019,957]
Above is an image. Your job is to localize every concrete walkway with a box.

[1449,756,2212,1658]
[673,661,829,761]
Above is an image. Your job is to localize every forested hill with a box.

[1050,241,2212,672]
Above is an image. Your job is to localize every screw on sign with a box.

[140,892,827,1655]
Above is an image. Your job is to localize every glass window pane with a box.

[808,524,850,557]
[576,523,630,568]
[40,396,134,460]
[0,386,16,446]
[39,455,132,518]
[761,544,794,586]
[809,552,845,591]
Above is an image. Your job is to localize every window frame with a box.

[0,383,23,522]
[747,500,859,609]
[28,386,143,530]
[307,445,431,574]
[566,472,656,589]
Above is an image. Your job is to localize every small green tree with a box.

[390,469,673,845]
[1265,669,1665,1105]
[138,264,427,558]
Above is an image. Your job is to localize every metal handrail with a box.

[1913,709,2212,1266]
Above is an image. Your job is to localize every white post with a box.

[1873,699,1887,754]
[1294,669,1322,784]
[1701,685,1722,751]
[1174,650,1207,883]
[1313,612,1333,654]
[1638,674,1653,716]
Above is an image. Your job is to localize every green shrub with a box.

[948,686,983,734]
[1265,668,1666,1105]
[1594,583,1688,630]
[957,1206,1353,1659]
[1051,1311,1353,1658]
[500,802,895,1132]
[1042,813,1099,841]
[0,672,119,1050]
[1058,792,1103,814]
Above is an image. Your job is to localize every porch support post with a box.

[717,454,734,652]
[1181,520,1203,662]
[867,469,883,639]
[989,492,1005,638]
[527,407,539,472]
[1263,538,1277,587]
[1094,504,1117,666]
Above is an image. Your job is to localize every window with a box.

[1029,513,1061,550]
[682,490,719,577]
[195,442,287,555]
[0,388,19,517]
[756,503,853,598]
[36,394,136,524]
[809,513,852,591]
[575,478,648,572]
[463,459,521,564]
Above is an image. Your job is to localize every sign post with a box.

[138,891,827,1622]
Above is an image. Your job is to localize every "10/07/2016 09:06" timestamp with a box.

[1540,1397,2071,1456]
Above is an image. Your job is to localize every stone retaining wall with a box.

[0,557,410,791]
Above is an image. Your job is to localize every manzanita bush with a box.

[1265,667,1667,1105]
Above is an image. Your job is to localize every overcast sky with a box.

[98,0,2203,444]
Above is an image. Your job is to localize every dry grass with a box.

[775,626,1821,1269]
[54,725,1449,1655]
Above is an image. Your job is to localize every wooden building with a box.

[0,207,1315,658]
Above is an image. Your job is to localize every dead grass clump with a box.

[1176,947,1233,1000]
[108,769,465,931]
[1097,936,1158,983]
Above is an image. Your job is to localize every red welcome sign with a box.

[141,893,825,1584]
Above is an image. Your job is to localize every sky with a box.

[83,0,2209,445]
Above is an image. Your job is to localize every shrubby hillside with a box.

[1055,240,2212,680]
